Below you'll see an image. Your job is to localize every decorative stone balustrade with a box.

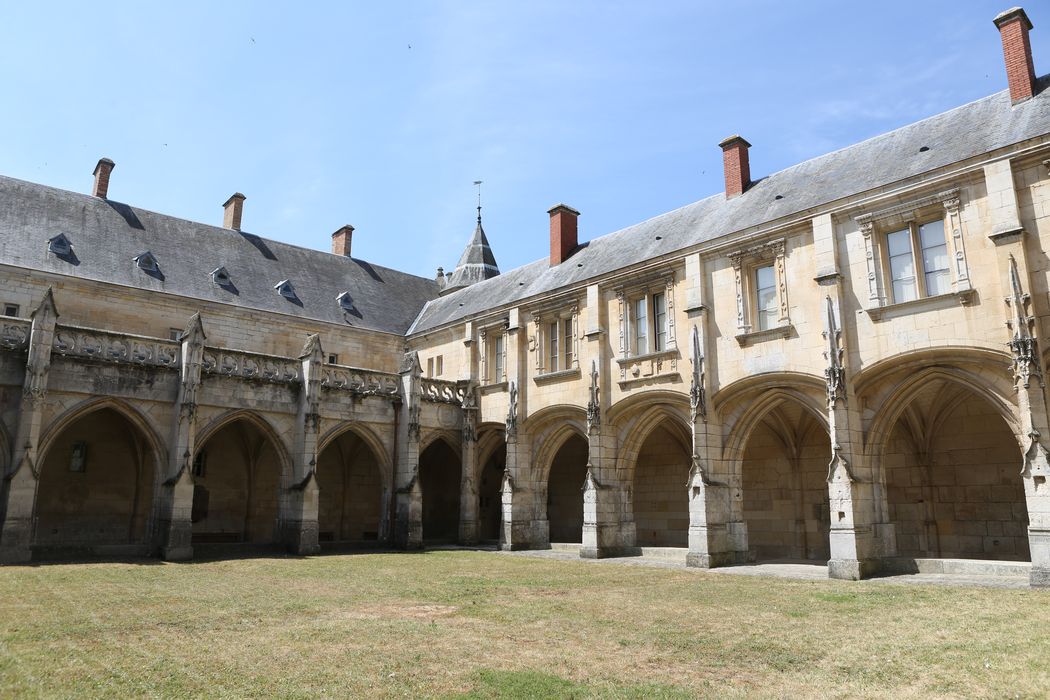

[420,378,466,405]
[52,324,180,368]
[321,364,400,397]
[201,348,300,384]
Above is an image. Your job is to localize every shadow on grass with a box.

[444,669,692,700]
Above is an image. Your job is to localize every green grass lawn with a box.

[0,551,1047,699]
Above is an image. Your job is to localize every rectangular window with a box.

[427,357,435,376]
[886,219,949,303]
[919,220,950,297]
[436,355,444,376]
[887,228,917,303]
[327,353,339,365]
[633,297,649,354]
[3,303,18,317]
[169,328,182,341]
[562,318,573,370]
[754,265,778,331]
[492,336,503,381]
[549,321,560,372]
[653,292,667,352]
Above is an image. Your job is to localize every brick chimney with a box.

[719,135,751,198]
[92,158,115,199]
[548,204,580,266]
[332,225,354,257]
[994,7,1037,103]
[223,193,246,230]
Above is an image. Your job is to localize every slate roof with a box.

[445,210,500,291]
[0,176,439,335]
[408,79,1050,335]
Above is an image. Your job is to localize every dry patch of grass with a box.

[0,551,1047,698]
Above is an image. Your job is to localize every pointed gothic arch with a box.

[316,422,391,544]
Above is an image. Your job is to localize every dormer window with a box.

[134,251,160,273]
[48,234,72,256]
[212,266,232,286]
[336,291,355,312]
[275,280,297,300]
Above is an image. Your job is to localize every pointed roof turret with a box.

[444,190,500,293]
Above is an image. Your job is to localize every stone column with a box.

[499,381,546,548]
[281,334,322,555]
[822,292,887,580]
[0,289,57,564]
[394,351,423,549]
[459,381,480,544]
[686,324,747,567]
[1002,254,1050,587]
[156,312,205,561]
[581,361,636,558]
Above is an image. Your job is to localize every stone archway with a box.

[883,379,1029,561]
[631,423,691,547]
[547,433,589,543]
[477,435,506,543]
[419,438,461,543]
[316,428,385,544]
[35,405,158,550]
[191,415,285,544]
[739,401,831,562]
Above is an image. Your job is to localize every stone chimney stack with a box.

[719,135,752,198]
[548,204,580,266]
[92,158,115,199]
[332,225,354,257]
[994,7,1037,103]
[223,193,246,230]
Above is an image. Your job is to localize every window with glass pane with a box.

[653,292,667,351]
[886,228,917,303]
[633,297,649,354]
[918,220,949,297]
[754,265,777,331]
[562,318,573,369]
[493,335,504,381]
[549,321,560,372]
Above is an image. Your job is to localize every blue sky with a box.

[1,2,1044,279]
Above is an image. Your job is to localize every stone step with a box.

[882,557,1030,578]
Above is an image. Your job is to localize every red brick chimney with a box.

[92,158,115,199]
[994,7,1037,103]
[223,193,246,230]
[719,135,751,198]
[548,204,580,266]
[332,225,354,257]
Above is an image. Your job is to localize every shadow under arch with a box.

[315,421,391,545]
[34,396,166,550]
[865,365,1030,562]
[418,432,461,542]
[191,409,292,545]
[476,423,507,542]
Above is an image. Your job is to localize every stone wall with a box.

[632,425,690,547]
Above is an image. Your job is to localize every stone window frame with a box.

[856,188,974,319]
[479,321,509,386]
[3,303,19,318]
[613,270,678,385]
[530,300,581,382]
[727,238,789,344]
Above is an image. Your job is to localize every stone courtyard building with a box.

[2,7,1050,586]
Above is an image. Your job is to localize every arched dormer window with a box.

[134,251,160,273]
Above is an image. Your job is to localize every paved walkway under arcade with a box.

[487,543,1032,590]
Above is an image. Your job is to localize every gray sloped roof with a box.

[0,176,439,335]
[408,79,1050,335]
[445,213,500,291]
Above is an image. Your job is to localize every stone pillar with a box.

[459,381,480,544]
[394,351,423,549]
[156,312,205,561]
[685,324,747,567]
[581,361,636,558]
[281,334,322,555]
[821,293,886,580]
[1001,254,1050,587]
[0,289,57,564]
[499,381,546,549]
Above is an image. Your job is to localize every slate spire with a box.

[444,197,500,293]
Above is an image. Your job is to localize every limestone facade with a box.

[2,7,1050,586]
